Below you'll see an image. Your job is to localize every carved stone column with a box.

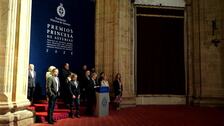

[95,0,135,107]
[0,0,34,125]
[185,0,202,104]
[116,0,135,107]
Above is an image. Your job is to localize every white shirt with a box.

[74,81,78,88]
[54,77,59,92]
[30,70,34,78]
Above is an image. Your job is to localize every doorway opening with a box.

[136,6,185,95]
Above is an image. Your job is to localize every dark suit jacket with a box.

[60,68,71,84]
[86,78,97,96]
[47,76,60,97]
[89,79,96,89]
[28,70,36,88]
[82,76,90,91]
[69,80,80,97]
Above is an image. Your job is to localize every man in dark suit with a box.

[46,68,60,124]
[60,63,71,84]
[81,70,91,102]
[79,65,88,102]
[68,73,81,118]
[27,64,36,105]
[60,63,71,104]
[85,72,98,115]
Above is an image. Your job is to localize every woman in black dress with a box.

[113,73,123,110]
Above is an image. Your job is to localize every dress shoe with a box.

[69,113,74,118]
[48,121,54,124]
[76,114,80,118]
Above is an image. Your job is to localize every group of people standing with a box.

[44,64,80,124]
[27,63,123,124]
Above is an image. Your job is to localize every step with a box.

[27,106,35,111]
[34,104,58,112]
[35,110,69,123]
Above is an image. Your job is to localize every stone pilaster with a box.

[95,0,135,107]
[199,0,224,105]
[186,0,224,105]
[186,0,202,104]
[95,0,105,73]
[116,0,135,107]
[185,0,192,104]
[0,0,34,125]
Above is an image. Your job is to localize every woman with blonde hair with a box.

[46,66,56,79]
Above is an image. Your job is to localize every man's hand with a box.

[73,95,76,99]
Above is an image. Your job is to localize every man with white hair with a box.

[28,64,36,105]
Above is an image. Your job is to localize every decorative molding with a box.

[0,110,34,125]
[134,0,185,7]
[137,95,186,105]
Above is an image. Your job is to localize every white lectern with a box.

[95,86,109,117]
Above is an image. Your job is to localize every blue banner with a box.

[30,0,95,98]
